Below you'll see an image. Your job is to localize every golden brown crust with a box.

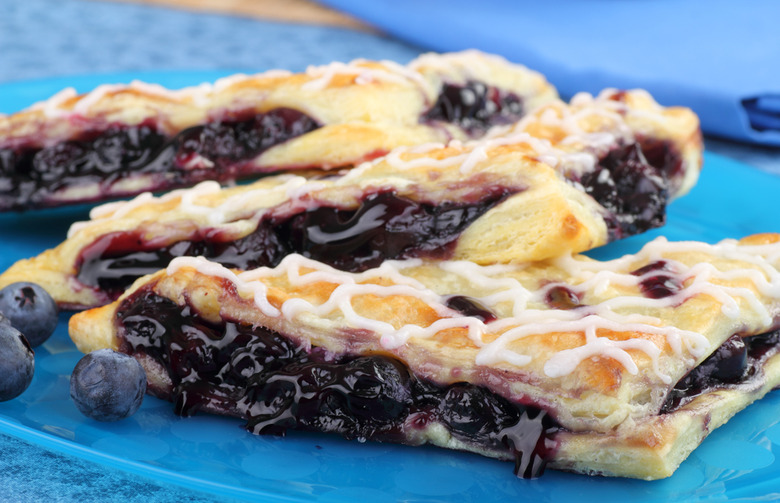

[0,89,703,310]
[0,51,556,158]
[1,161,605,308]
[552,352,780,478]
[69,233,780,478]
[0,51,558,211]
[502,88,703,198]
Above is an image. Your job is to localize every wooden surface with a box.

[106,0,373,30]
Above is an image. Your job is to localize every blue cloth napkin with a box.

[318,0,780,147]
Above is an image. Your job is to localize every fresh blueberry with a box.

[70,349,147,421]
[0,282,59,347]
[0,323,35,401]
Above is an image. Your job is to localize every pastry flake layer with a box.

[0,50,557,211]
[0,90,703,309]
[68,233,780,480]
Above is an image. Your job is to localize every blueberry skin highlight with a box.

[0,281,59,347]
[0,323,35,401]
[70,348,147,421]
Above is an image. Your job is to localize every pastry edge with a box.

[68,276,780,480]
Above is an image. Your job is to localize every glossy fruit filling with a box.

[116,288,559,478]
[603,91,684,190]
[0,108,321,210]
[630,260,683,299]
[662,330,780,412]
[73,134,672,303]
[422,81,525,135]
[544,285,583,310]
[444,295,498,323]
[115,285,780,477]
[636,136,684,188]
[2,78,533,211]
[75,188,515,300]
[578,142,668,240]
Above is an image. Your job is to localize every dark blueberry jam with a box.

[637,276,681,300]
[76,188,515,300]
[117,289,559,478]
[662,330,780,413]
[630,260,670,277]
[544,285,582,310]
[0,108,320,211]
[604,92,684,189]
[578,143,668,240]
[422,81,525,135]
[444,295,498,323]
[630,260,682,300]
[635,137,684,190]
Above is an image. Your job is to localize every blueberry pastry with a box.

[68,233,780,479]
[497,87,702,199]
[0,90,702,309]
[0,50,557,211]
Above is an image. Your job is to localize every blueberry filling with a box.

[545,262,682,308]
[0,125,168,209]
[422,81,525,135]
[635,136,684,189]
[578,143,668,240]
[0,108,320,210]
[630,260,683,300]
[603,92,684,189]
[637,276,681,299]
[544,285,583,310]
[444,295,498,323]
[76,188,515,300]
[662,330,780,412]
[116,288,559,478]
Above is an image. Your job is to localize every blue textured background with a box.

[0,0,421,81]
[0,1,778,501]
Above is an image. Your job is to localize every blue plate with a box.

[1,73,780,502]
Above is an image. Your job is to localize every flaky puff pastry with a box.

[0,50,557,210]
[70,233,780,479]
[0,90,702,309]
[499,87,703,198]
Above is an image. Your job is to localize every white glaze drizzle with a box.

[212,70,292,92]
[341,93,638,181]
[60,83,658,240]
[408,49,540,84]
[26,70,294,119]
[67,175,309,238]
[160,235,780,383]
[17,57,416,120]
[481,90,649,180]
[549,237,780,330]
[20,50,538,124]
[69,80,207,116]
[342,127,599,184]
[300,59,428,92]
[62,129,575,239]
[27,87,78,118]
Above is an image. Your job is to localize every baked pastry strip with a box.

[0,90,703,309]
[0,50,557,211]
[69,233,780,479]
[500,87,702,199]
